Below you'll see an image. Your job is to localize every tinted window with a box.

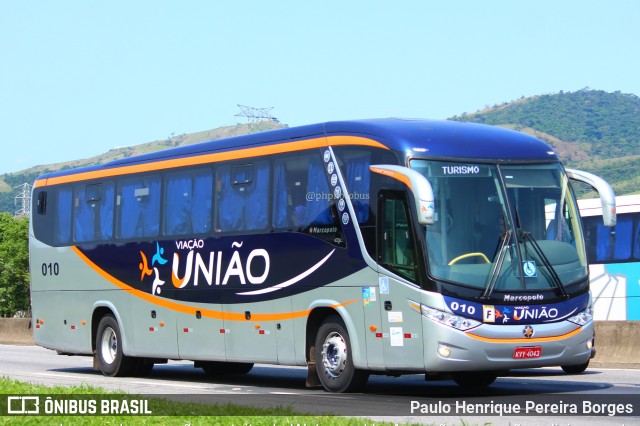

[381,194,417,282]
[584,213,640,262]
[55,187,73,244]
[332,146,400,257]
[215,160,270,232]
[74,182,114,242]
[117,175,161,239]
[272,152,344,246]
[165,169,213,236]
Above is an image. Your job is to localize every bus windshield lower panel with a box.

[411,160,588,295]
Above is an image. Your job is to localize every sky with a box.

[1,1,639,175]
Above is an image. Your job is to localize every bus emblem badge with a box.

[523,325,534,338]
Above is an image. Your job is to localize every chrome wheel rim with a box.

[100,327,117,365]
[321,331,347,378]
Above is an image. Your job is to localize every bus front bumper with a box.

[423,319,594,372]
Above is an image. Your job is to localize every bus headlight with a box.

[420,305,481,331]
[567,307,593,326]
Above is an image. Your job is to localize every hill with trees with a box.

[0,121,284,214]
[451,89,640,196]
[1,89,638,214]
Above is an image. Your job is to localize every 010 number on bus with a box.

[41,262,60,276]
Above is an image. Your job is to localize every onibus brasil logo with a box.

[138,239,334,297]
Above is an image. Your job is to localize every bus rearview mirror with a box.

[370,164,435,225]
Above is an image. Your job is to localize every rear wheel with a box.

[96,314,137,377]
[314,316,368,393]
[451,372,497,389]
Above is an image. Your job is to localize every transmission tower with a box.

[235,104,278,134]
[14,183,32,217]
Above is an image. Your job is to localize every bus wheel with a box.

[132,359,154,377]
[451,372,497,388]
[96,315,136,377]
[561,361,589,374]
[314,316,368,393]
[200,361,254,376]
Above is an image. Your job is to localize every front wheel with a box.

[451,372,497,388]
[95,314,137,377]
[314,316,368,393]
[561,361,589,374]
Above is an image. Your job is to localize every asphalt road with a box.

[1,344,639,425]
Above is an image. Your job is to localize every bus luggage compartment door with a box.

[177,303,226,361]
[223,301,278,363]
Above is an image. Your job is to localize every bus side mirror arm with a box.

[566,168,617,227]
[370,165,435,225]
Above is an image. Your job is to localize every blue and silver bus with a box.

[29,119,616,391]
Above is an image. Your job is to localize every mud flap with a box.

[306,362,322,387]
[92,351,100,371]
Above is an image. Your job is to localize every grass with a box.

[0,377,427,426]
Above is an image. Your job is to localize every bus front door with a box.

[378,192,425,370]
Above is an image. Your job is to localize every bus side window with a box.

[610,215,633,260]
[164,169,213,236]
[304,155,334,226]
[272,152,344,246]
[74,182,114,243]
[343,153,371,223]
[37,191,47,215]
[584,214,635,262]
[117,175,161,239]
[55,187,73,245]
[635,215,640,260]
[272,158,307,229]
[333,146,401,259]
[215,161,269,232]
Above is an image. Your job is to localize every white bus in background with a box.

[579,194,640,320]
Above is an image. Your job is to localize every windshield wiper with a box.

[520,230,569,299]
[480,229,512,300]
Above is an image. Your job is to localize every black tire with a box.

[200,361,254,376]
[314,315,369,393]
[95,314,137,377]
[451,372,497,389]
[132,358,155,377]
[561,361,589,374]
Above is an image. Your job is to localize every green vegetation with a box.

[452,89,640,197]
[452,89,640,159]
[0,214,29,317]
[0,377,419,425]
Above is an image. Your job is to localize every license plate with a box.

[513,346,542,359]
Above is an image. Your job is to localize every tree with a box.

[0,213,30,317]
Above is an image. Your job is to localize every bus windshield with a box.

[411,160,588,293]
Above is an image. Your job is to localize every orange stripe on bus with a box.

[465,327,582,343]
[34,135,387,188]
[71,246,358,322]
[369,167,413,190]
